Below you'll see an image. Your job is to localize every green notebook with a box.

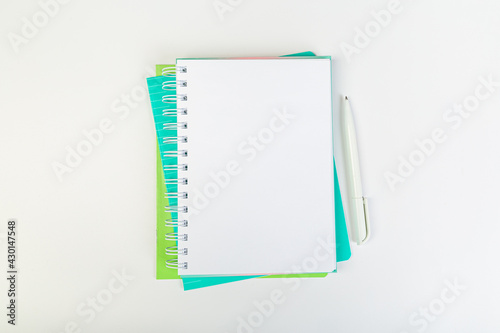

[149,52,351,290]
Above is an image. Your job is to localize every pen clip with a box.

[359,197,370,244]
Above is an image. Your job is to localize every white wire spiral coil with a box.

[162,65,189,270]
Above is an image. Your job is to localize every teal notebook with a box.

[148,52,351,290]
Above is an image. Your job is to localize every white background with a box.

[1,0,500,332]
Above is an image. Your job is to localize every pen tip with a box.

[345,96,348,100]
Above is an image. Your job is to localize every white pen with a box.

[341,96,370,245]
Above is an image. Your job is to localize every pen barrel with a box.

[342,98,368,244]
[351,197,366,244]
[342,100,363,196]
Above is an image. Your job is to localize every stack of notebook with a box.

[147,52,351,291]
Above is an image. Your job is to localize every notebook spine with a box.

[161,65,189,271]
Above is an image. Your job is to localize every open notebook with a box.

[148,54,342,281]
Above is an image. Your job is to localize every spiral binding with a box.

[165,219,188,227]
[166,246,188,255]
[162,65,189,271]
[165,192,188,199]
[165,178,188,185]
[165,233,188,241]
[166,259,187,269]
[164,164,188,171]
[163,136,188,144]
[162,66,187,76]
[162,108,187,116]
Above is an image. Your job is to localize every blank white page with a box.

[176,58,335,276]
